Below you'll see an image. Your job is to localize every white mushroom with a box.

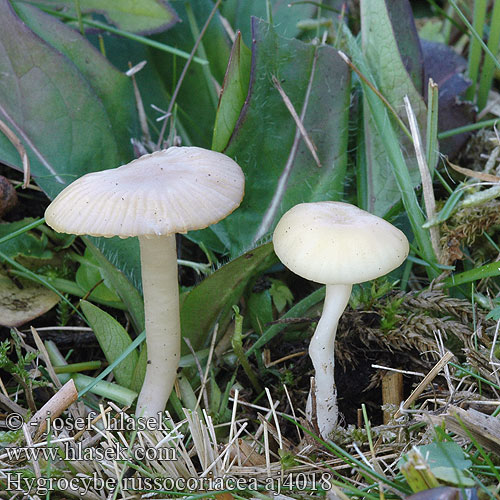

[45,146,245,417]
[273,201,409,438]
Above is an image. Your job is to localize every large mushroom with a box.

[273,201,409,438]
[45,146,245,417]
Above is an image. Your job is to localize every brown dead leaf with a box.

[446,157,500,183]
[0,271,59,327]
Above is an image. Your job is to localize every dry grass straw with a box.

[2,291,500,498]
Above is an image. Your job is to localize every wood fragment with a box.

[29,379,78,439]
[442,405,500,455]
[394,351,454,419]
[381,371,403,424]
[0,391,28,416]
[229,438,266,466]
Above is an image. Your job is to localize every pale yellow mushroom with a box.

[45,147,245,417]
[273,202,409,438]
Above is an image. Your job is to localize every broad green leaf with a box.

[0,219,52,260]
[75,248,122,304]
[88,236,142,299]
[12,2,136,166]
[201,18,351,254]
[0,0,136,199]
[247,286,325,357]
[23,0,178,34]
[212,32,251,152]
[269,278,293,313]
[416,442,474,488]
[221,0,316,45]
[181,242,277,351]
[400,447,440,492]
[80,300,138,389]
[359,0,427,216]
[247,288,273,335]
[83,238,145,333]
[345,27,437,271]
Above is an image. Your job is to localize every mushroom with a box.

[45,146,245,417]
[272,201,409,438]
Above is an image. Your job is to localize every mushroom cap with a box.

[45,147,245,238]
[273,201,409,285]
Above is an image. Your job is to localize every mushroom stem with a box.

[136,234,180,417]
[308,283,352,438]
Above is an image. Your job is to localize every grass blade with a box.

[477,0,500,109]
[465,0,487,101]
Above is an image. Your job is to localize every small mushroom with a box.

[273,201,409,438]
[45,147,245,417]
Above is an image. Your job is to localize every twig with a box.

[394,351,454,419]
[0,391,27,416]
[266,350,307,367]
[28,379,78,439]
[446,156,500,183]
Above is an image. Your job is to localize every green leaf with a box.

[83,237,145,333]
[359,0,427,216]
[269,278,293,313]
[181,242,277,352]
[400,447,441,493]
[130,346,147,394]
[80,300,138,389]
[247,288,273,335]
[23,0,178,34]
[75,248,122,304]
[417,442,475,488]
[0,1,136,199]
[345,27,437,272]
[247,286,325,357]
[212,32,251,152]
[0,219,52,260]
[221,0,317,45]
[209,371,222,417]
[87,236,142,302]
[445,261,500,288]
[199,18,351,255]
